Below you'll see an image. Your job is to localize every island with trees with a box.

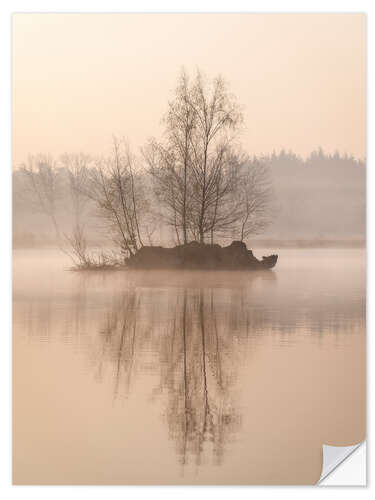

[14,70,277,270]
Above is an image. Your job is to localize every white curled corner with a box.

[318,441,366,485]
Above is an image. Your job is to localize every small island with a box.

[126,240,277,270]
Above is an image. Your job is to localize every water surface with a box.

[13,248,365,484]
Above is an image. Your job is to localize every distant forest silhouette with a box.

[258,148,364,166]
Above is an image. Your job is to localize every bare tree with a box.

[61,153,90,226]
[145,70,243,245]
[85,138,145,257]
[144,70,197,244]
[187,72,243,243]
[64,223,89,267]
[143,140,182,244]
[205,147,243,244]
[60,153,91,265]
[235,157,274,242]
[20,155,62,242]
[165,71,196,244]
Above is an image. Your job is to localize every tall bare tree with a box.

[166,71,197,244]
[187,72,243,243]
[145,70,243,244]
[144,70,197,244]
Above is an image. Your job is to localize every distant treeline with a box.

[13,148,365,249]
[257,148,365,167]
[262,149,365,243]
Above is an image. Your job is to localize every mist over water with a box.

[13,248,365,484]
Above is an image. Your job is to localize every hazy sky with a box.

[12,13,366,165]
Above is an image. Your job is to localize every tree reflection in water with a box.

[19,266,363,469]
[98,283,248,466]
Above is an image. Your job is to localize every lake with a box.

[13,248,366,484]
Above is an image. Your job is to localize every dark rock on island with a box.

[126,241,278,270]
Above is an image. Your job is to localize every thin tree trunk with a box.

[182,130,188,245]
[198,143,208,244]
[128,159,144,247]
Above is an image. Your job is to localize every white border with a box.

[1,1,372,498]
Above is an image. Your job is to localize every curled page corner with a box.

[318,441,365,485]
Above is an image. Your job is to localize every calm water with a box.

[13,248,366,484]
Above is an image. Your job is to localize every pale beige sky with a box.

[12,13,366,165]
